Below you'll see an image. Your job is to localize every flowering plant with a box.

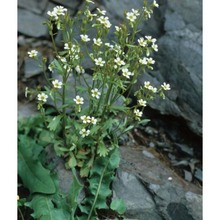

[19,0,170,219]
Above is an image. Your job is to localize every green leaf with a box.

[97,143,109,157]
[18,135,56,194]
[47,115,62,131]
[110,198,126,215]
[25,195,71,220]
[67,168,83,214]
[67,155,77,168]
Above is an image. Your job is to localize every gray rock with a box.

[18,0,48,15]
[113,170,163,220]
[24,56,43,78]
[167,0,202,30]
[51,0,81,10]
[18,101,38,118]
[18,9,48,37]
[113,145,202,220]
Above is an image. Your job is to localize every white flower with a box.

[86,0,95,4]
[91,88,101,99]
[52,79,62,89]
[54,6,67,16]
[93,38,102,46]
[97,8,106,15]
[27,50,38,58]
[37,93,48,102]
[132,9,140,16]
[146,57,155,65]
[64,43,70,50]
[105,43,114,48]
[152,43,158,52]
[97,16,111,28]
[149,86,157,93]
[80,128,90,138]
[144,81,151,89]
[47,6,67,20]
[153,0,159,8]
[122,68,134,79]
[134,109,143,117]
[94,57,105,67]
[139,57,148,65]
[115,26,121,32]
[138,99,147,107]
[74,95,84,105]
[138,37,147,47]
[126,12,137,22]
[80,115,91,124]
[75,65,85,74]
[114,57,125,66]
[145,36,157,44]
[139,57,155,65]
[80,34,90,42]
[90,117,97,125]
[161,82,171,91]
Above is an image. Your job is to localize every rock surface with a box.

[113,146,202,220]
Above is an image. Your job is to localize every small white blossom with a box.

[144,81,151,89]
[80,128,90,138]
[146,57,155,65]
[37,93,48,102]
[64,43,70,50]
[93,38,102,46]
[27,50,38,58]
[149,86,157,93]
[126,12,137,22]
[94,57,105,67]
[97,16,111,28]
[105,43,114,48]
[134,109,143,117]
[80,34,90,42]
[122,68,134,79]
[75,65,85,74]
[114,57,125,66]
[86,0,95,4]
[115,26,121,32]
[80,115,91,124]
[74,95,84,105]
[161,82,171,91]
[152,43,158,52]
[90,117,97,125]
[153,0,159,8]
[91,88,101,99]
[52,79,62,89]
[138,37,147,47]
[47,6,67,20]
[97,8,106,15]
[132,9,140,16]
[138,99,147,107]
[139,57,148,65]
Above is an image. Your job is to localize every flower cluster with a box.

[138,36,158,52]
[126,9,140,23]
[81,115,97,125]
[144,81,157,93]
[47,6,67,20]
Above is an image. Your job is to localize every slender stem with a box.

[18,207,25,220]
[87,161,109,220]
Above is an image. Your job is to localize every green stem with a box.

[101,82,114,121]
[87,161,109,220]
[18,207,25,220]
